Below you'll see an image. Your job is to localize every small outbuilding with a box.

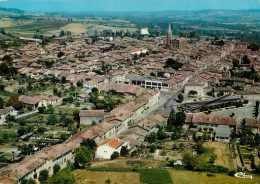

[215,125,230,143]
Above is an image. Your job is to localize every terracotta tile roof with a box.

[99,138,124,149]
[244,118,260,128]
[19,95,42,105]
[185,113,238,126]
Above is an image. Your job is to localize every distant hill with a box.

[0,7,24,14]
[0,33,14,40]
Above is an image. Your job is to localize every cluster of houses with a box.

[0,85,161,184]
[185,113,260,142]
[1,26,260,184]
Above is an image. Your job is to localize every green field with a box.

[169,169,260,184]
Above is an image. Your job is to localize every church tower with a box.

[166,23,173,49]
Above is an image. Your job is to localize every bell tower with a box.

[166,23,173,49]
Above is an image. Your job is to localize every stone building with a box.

[166,24,187,51]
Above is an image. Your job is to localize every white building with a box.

[141,28,149,35]
[0,106,19,124]
[95,138,129,159]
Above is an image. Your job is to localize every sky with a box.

[0,0,260,12]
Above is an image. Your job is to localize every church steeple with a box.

[166,23,172,48]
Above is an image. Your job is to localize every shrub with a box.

[38,106,46,114]
[160,151,167,156]
[110,151,119,160]
[207,173,215,177]
[228,170,236,176]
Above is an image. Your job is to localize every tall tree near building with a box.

[49,168,75,184]
[39,169,49,184]
[74,146,93,168]
[0,97,4,109]
[167,109,176,126]
[6,94,22,110]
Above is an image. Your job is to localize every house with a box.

[19,95,61,109]
[215,125,230,142]
[0,106,18,124]
[83,77,104,92]
[95,138,129,159]
[185,113,238,131]
[79,110,105,125]
[19,96,44,110]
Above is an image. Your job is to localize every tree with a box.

[167,109,176,126]
[209,154,217,164]
[38,106,46,114]
[61,76,67,84]
[39,169,48,184]
[46,114,58,126]
[91,87,98,93]
[232,59,239,67]
[145,132,158,143]
[49,168,75,184]
[171,126,183,140]
[164,58,183,70]
[194,142,206,154]
[57,51,65,58]
[73,110,80,123]
[6,94,23,110]
[248,43,259,51]
[120,146,129,157]
[74,146,93,168]
[105,179,111,184]
[60,133,68,142]
[0,97,4,109]
[157,129,168,140]
[183,153,198,170]
[21,178,36,184]
[110,151,119,160]
[80,139,97,151]
[189,90,197,96]
[18,144,34,155]
[37,127,46,134]
[242,55,251,64]
[53,164,60,175]
[60,30,65,37]
[5,114,15,122]
[18,118,26,126]
[76,81,83,87]
[178,94,184,103]
[175,112,186,126]
[17,127,26,136]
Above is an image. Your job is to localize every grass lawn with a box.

[169,169,260,184]
[138,169,173,184]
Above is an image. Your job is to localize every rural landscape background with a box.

[0,0,260,184]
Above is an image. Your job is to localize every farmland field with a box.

[169,169,260,184]
[74,170,141,184]
[3,17,137,37]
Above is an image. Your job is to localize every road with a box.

[15,110,38,119]
[162,87,184,110]
[139,87,184,121]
